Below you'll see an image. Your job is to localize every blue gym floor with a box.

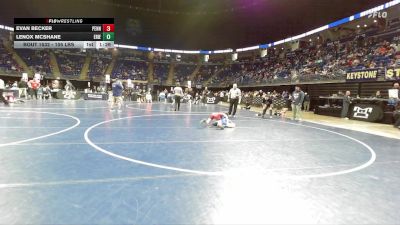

[0,100,399,224]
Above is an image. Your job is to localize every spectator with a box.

[37,86,43,100]
[28,78,41,100]
[145,89,152,103]
[291,86,305,120]
[194,92,200,104]
[303,92,311,111]
[261,93,273,118]
[11,81,18,90]
[0,78,9,106]
[110,79,124,112]
[173,84,183,111]
[374,90,382,98]
[159,91,166,102]
[42,85,51,100]
[341,91,352,119]
[388,82,400,107]
[18,78,28,99]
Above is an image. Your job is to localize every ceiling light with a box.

[373,20,377,23]
[364,24,367,27]
[357,25,360,28]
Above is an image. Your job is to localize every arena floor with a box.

[0,100,399,224]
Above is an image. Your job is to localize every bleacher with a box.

[112,59,147,80]
[16,49,52,75]
[88,53,112,78]
[153,63,169,83]
[56,51,85,77]
[0,41,21,73]
[205,28,399,86]
[195,64,221,84]
[174,63,196,84]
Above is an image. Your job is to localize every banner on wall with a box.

[350,104,383,122]
[56,90,81,100]
[22,73,28,81]
[346,69,379,82]
[206,94,220,104]
[385,67,400,80]
[83,93,108,100]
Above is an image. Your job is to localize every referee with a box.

[173,84,183,111]
[227,83,241,117]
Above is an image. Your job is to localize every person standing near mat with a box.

[18,78,28,100]
[0,78,10,106]
[388,82,400,107]
[201,87,208,105]
[341,90,352,119]
[173,84,183,111]
[228,83,241,117]
[28,78,41,100]
[261,93,273,118]
[303,92,310,112]
[291,86,305,121]
[110,79,123,112]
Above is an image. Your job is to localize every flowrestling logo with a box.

[367,11,388,19]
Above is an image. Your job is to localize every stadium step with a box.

[80,53,91,80]
[166,62,175,85]
[49,51,61,79]
[105,50,118,76]
[189,62,201,82]
[148,60,154,83]
[204,65,225,86]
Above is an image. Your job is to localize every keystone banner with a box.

[346,69,379,82]
[385,67,400,80]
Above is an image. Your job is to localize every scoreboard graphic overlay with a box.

[13,18,114,49]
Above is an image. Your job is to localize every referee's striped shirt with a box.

[228,88,241,99]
